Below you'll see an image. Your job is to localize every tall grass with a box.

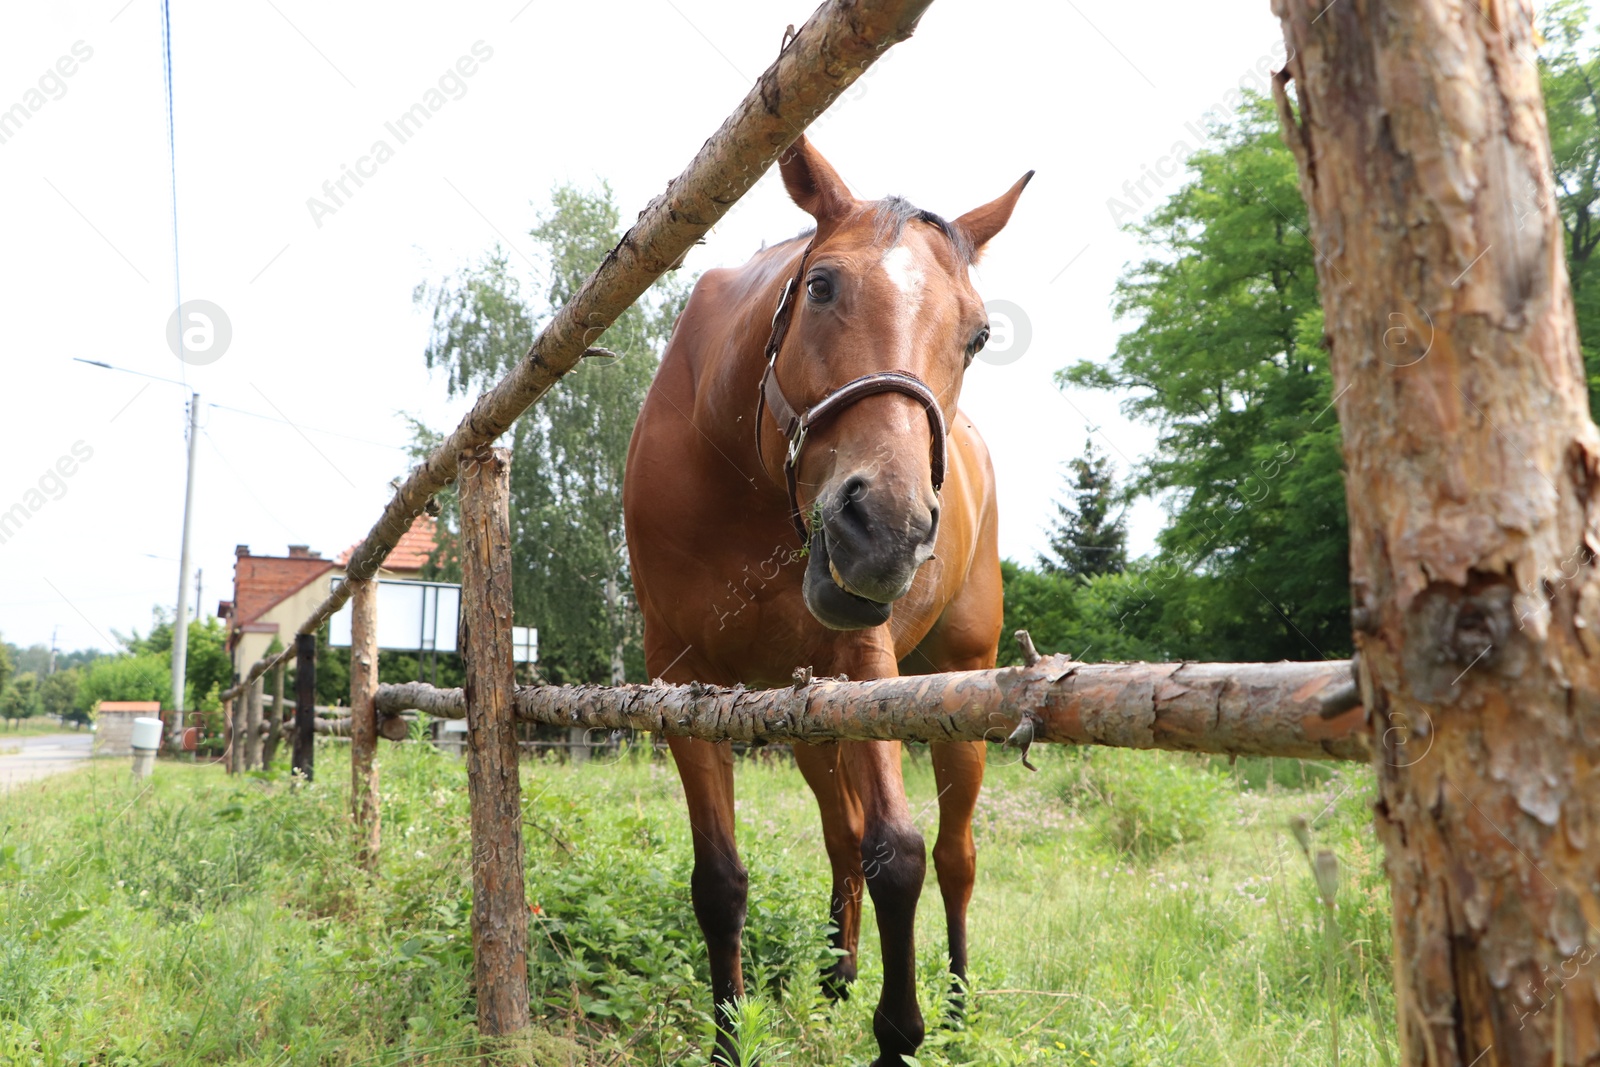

[0,741,1395,1064]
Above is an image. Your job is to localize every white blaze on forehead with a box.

[880,244,925,319]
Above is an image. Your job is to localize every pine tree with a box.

[1042,438,1128,579]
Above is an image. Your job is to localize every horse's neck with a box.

[693,242,806,503]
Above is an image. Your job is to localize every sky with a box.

[0,0,1293,655]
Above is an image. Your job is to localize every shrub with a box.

[1081,748,1228,859]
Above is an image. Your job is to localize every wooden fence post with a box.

[458,445,530,1039]
[350,578,381,870]
[263,662,286,769]
[229,689,245,774]
[246,677,263,771]
[292,633,316,782]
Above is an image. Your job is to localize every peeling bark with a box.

[458,447,530,1040]
[375,658,1370,760]
[349,578,381,871]
[1272,0,1600,1060]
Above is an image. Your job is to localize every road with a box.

[0,732,94,791]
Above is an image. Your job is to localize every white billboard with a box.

[327,577,537,663]
[328,578,460,653]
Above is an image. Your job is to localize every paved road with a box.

[0,732,94,791]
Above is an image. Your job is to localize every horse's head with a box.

[765,136,1031,631]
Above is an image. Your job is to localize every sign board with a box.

[328,578,461,653]
[512,626,538,665]
[327,578,537,663]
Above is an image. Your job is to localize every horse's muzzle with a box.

[801,473,938,631]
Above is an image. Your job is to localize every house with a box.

[219,515,439,678]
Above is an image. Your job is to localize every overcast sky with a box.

[0,0,1292,654]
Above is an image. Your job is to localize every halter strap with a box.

[756,243,949,546]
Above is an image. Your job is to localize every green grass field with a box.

[0,738,1396,1065]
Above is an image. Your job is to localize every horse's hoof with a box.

[820,963,857,1003]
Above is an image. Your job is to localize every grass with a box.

[0,717,90,738]
[0,741,1396,1065]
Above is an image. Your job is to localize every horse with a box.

[622,135,1030,1066]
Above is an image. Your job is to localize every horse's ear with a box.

[779,136,852,221]
[953,171,1035,260]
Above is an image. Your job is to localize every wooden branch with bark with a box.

[375,657,1369,761]
[216,0,935,706]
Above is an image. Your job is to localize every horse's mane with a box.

[759,198,971,263]
[871,196,972,264]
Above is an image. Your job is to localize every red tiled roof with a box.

[338,514,437,573]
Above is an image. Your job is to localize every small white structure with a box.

[130,716,163,779]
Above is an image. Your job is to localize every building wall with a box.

[94,710,140,757]
[233,568,345,678]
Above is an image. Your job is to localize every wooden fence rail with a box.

[373,656,1369,763]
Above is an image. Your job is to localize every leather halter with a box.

[756,243,949,546]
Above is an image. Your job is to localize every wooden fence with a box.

[193,0,1446,1057]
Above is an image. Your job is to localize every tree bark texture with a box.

[1273,1,1600,1060]
[229,691,245,775]
[245,678,263,771]
[376,657,1369,760]
[215,0,936,706]
[263,663,286,769]
[458,447,529,1038]
[349,578,381,871]
[292,633,316,783]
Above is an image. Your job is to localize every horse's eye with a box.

[806,275,833,303]
[967,327,991,361]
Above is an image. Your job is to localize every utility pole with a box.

[169,391,200,747]
[194,568,202,622]
[47,626,57,676]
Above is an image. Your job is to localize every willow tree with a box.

[1274,0,1600,1060]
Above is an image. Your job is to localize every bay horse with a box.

[622,136,1030,1066]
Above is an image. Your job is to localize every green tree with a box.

[1060,93,1349,661]
[122,611,233,711]
[414,182,689,684]
[78,654,168,713]
[2,672,39,726]
[1055,17,1600,661]
[0,641,13,698]
[1042,438,1128,579]
[38,668,83,726]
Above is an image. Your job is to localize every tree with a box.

[38,668,83,726]
[1060,93,1352,661]
[1,672,38,727]
[414,182,689,684]
[1276,0,1600,1058]
[0,641,12,699]
[122,610,233,711]
[1041,438,1128,578]
[78,654,168,713]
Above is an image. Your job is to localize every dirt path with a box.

[0,732,93,792]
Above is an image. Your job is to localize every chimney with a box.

[287,545,311,558]
[235,544,251,557]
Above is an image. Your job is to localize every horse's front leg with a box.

[794,741,866,1000]
[667,735,747,1065]
[844,738,928,1067]
[929,739,985,1014]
